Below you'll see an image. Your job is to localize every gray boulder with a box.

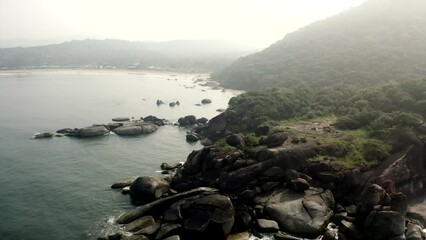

[76,125,109,137]
[264,132,288,148]
[129,176,170,204]
[114,126,143,135]
[114,123,159,136]
[261,188,334,238]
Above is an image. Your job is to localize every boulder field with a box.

[103,139,426,240]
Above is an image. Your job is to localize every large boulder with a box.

[364,210,405,240]
[129,177,170,204]
[264,132,288,148]
[76,125,110,137]
[114,123,158,136]
[260,188,334,238]
[183,194,235,240]
[226,134,246,147]
[178,115,197,126]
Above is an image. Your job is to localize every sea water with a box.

[0,70,239,240]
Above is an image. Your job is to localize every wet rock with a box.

[129,176,170,204]
[256,219,279,232]
[125,216,155,232]
[122,186,130,194]
[111,178,134,189]
[264,132,288,148]
[33,132,53,139]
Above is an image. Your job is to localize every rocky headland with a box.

[100,110,426,240]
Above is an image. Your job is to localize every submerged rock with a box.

[112,117,130,122]
[33,132,53,139]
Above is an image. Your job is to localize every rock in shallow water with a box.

[76,125,110,137]
[129,176,170,204]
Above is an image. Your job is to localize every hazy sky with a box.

[0,0,366,48]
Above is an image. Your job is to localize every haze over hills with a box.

[0,39,254,72]
[215,0,426,90]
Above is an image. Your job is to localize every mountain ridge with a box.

[215,0,426,90]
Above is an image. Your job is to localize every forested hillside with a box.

[215,0,426,90]
[0,39,253,72]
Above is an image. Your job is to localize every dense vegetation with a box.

[228,79,426,140]
[214,0,426,90]
[0,39,253,72]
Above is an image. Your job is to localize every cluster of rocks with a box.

[102,120,426,240]
[36,116,170,139]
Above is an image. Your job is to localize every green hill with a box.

[215,0,426,90]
